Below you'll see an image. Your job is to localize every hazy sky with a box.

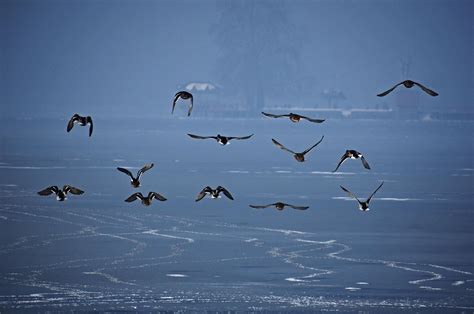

[1,0,472,118]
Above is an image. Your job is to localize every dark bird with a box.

[262,112,325,123]
[125,192,167,206]
[117,163,154,188]
[333,150,371,172]
[172,91,193,116]
[377,80,438,97]
[187,133,253,145]
[67,114,93,137]
[195,186,234,202]
[37,185,84,201]
[272,136,324,162]
[249,202,309,211]
[340,181,384,211]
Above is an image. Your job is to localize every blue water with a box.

[0,117,473,312]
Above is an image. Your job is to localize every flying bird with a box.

[195,186,234,202]
[67,114,93,137]
[262,112,325,123]
[333,150,371,172]
[125,192,167,206]
[37,185,84,201]
[340,181,384,211]
[117,163,154,188]
[187,133,253,145]
[377,80,438,97]
[249,202,309,211]
[272,136,324,162]
[172,91,193,116]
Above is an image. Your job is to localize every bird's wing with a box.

[217,186,234,200]
[66,114,79,132]
[302,135,324,155]
[38,186,59,195]
[137,163,154,179]
[86,116,93,137]
[361,156,371,170]
[227,134,254,141]
[413,82,438,96]
[340,185,361,202]
[298,114,325,123]
[249,204,273,209]
[117,167,135,179]
[187,133,217,140]
[285,204,309,210]
[377,82,403,97]
[149,192,167,201]
[172,93,181,114]
[271,138,296,154]
[333,152,349,172]
[195,186,212,202]
[261,112,289,118]
[125,192,143,202]
[63,185,84,195]
[188,95,193,116]
[367,181,384,204]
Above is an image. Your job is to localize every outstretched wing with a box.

[361,156,371,170]
[125,192,143,202]
[86,116,93,137]
[217,186,234,200]
[228,134,254,141]
[172,93,181,114]
[38,186,59,196]
[413,82,438,96]
[285,204,309,210]
[249,204,273,209]
[333,152,350,172]
[137,163,154,179]
[302,135,324,155]
[298,114,325,123]
[195,186,212,202]
[187,134,217,140]
[149,192,167,201]
[340,185,361,203]
[367,181,384,204]
[187,95,193,117]
[63,185,84,195]
[117,167,135,179]
[377,82,403,97]
[67,114,79,132]
[261,112,289,118]
[271,138,296,154]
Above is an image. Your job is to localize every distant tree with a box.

[321,89,346,107]
[211,0,303,112]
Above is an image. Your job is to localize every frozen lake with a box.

[0,117,473,312]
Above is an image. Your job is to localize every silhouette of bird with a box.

[377,80,438,97]
[340,181,384,211]
[272,136,324,162]
[195,186,234,202]
[67,114,93,137]
[333,150,371,172]
[262,112,325,123]
[125,192,167,206]
[187,133,253,145]
[117,163,154,188]
[172,91,193,116]
[37,185,84,201]
[249,202,309,211]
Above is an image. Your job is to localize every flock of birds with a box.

[38,79,438,212]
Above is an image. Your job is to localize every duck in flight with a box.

[195,186,234,202]
[249,202,309,211]
[67,114,93,137]
[187,133,253,145]
[272,136,324,162]
[37,185,84,201]
[262,112,325,123]
[340,181,384,211]
[377,80,438,97]
[125,192,167,206]
[172,91,193,116]
[117,163,154,188]
[333,150,371,172]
